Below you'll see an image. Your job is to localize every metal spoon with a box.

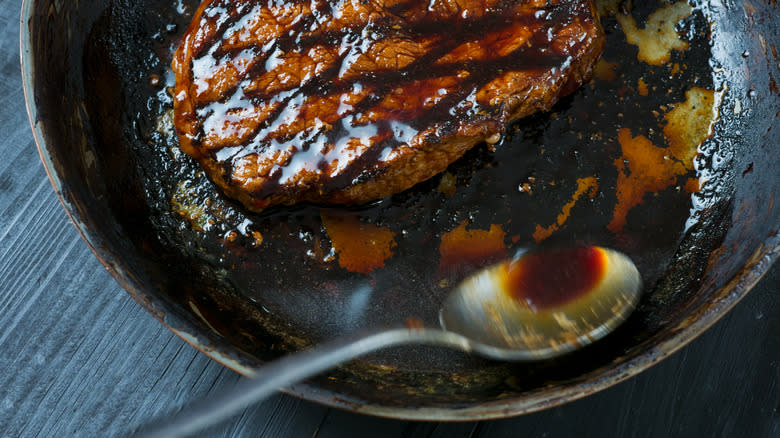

[132,246,641,437]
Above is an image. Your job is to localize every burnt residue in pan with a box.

[79,0,739,404]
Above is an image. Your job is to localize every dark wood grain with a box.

[2,1,778,437]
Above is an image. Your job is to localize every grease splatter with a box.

[321,214,396,274]
[608,87,716,232]
[663,87,717,168]
[171,179,228,233]
[533,177,599,242]
[616,1,693,65]
[594,59,619,81]
[684,177,700,193]
[609,129,686,232]
[439,221,506,274]
[637,78,649,96]
[437,172,458,197]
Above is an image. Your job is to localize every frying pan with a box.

[21,0,779,420]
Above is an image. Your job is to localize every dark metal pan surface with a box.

[21,0,779,420]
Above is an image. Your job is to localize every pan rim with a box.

[19,0,779,421]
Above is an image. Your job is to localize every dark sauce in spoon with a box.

[506,246,607,311]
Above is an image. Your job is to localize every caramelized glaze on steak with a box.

[172,0,604,211]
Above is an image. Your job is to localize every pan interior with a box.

[27,0,778,413]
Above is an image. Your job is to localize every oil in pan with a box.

[89,0,734,397]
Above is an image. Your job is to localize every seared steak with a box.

[172,0,604,211]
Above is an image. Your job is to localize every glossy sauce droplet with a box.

[506,247,607,311]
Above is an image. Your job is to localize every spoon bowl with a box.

[441,246,642,359]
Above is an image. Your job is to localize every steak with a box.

[172,0,604,211]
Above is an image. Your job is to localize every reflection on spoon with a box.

[132,246,642,438]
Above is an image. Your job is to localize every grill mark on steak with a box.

[316,34,567,193]
[173,0,604,211]
[205,3,565,104]
[196,8,565,145]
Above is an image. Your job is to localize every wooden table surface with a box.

[3,2,778,437]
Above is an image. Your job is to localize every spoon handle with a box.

[130,327,471,438]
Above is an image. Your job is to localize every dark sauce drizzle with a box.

[508,246,607,311]
[186,0,594,197]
